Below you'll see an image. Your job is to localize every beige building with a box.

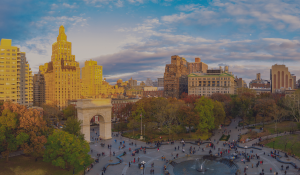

[0,39,33,106]
[40,26,81,109]
[128,77,137,87]
[188,66,235,96]
[144,86,157,91]
[271,64,294,93]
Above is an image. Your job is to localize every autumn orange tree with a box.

[0,102,49,161]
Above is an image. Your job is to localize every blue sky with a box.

[1,0,300,84]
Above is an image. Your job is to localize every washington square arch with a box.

[76,98,112,142]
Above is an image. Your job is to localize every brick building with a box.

[164,55,208,99]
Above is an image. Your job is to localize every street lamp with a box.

[109,146,112,162]
[141,161,146,175]
[83,164,85,175]
[144,124,145,140]
[140,113,143,140]
[244,146,247,157]
[273,141,275,150]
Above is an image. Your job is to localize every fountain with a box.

[196,159,207,172]
[172,155,238,175]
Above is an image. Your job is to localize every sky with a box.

[1,0,300,85]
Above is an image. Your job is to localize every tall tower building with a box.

[33,71,45,106]
[40,25,81,109]
[271,64,294,93]
[81,59,103,98]
[0,39,33,106]
[19,52,33,106]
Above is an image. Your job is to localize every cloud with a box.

[62,3,78,9]
[163,0,300,31]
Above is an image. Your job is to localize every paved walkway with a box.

[86,120,300,175]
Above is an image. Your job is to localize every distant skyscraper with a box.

[271,64,294,93]
[153,80,158,87]
[145,78,153,86]
[40,25,81,109]
[157,78,164,87]
[33,71,45,106]
[81,60,103,97]
[128,77,137,87]
[0,39,33,106]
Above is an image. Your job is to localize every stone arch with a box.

[76,99,112,142]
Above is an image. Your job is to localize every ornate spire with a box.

[57,25,67,41]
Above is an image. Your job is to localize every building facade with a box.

[81,60,103,98]
[187,57,208,74]
[40,26,81,109]
[0,39,33,106]
[249,73,270,88]
[157,78,164,87]
[145,78,153,86]
[271,64,294,93]
[19,52,33,106]
[128,77,137,87]
[33,71,45,106]
[164,56,208,99]
[188,67,235,96]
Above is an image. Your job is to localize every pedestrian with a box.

[129,162,131,167]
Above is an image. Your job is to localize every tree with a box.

[62,105,76,120]
[254,98,276,127]
[63,117,83,139]
[0,102,48,161]
[42,104,62,127]
[194,96,215,134]
[180,92,201,106]
[213,100,226,128]
[43,130,91,171]
[178,105,199,137]
[0,108,29,161]
[210,93,231,103]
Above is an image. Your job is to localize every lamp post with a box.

[140,113,143,140]
[109,146,112,162]
[83,164,85,175]
[273,141,275,150]
[144,124,145,140]
[141,161,146,174]
[244,146,247,157]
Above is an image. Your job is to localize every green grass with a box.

[122,131,211,142]
[255,121,298,134]
[0,155,86,175]
[263,135,300,158]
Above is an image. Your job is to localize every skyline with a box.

[1,0,300,84]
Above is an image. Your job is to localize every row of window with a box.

[0,53,17,56]
[190,77,230,81]
[0,49,17,52]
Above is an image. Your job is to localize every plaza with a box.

[86,119,300,175]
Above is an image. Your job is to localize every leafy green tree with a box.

[63,117,83,139]
[212,100,226,128]
[0,109,29,161]
[194,96,215,134]
[178,105,199,137]
[62,105,76,120]
[43,130,91,171]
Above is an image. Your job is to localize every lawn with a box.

[0,155,85,175]
[122,131,211,142]
[261,135,300,158]
[254,121,298,134]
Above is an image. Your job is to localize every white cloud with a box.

[62,3,78,9]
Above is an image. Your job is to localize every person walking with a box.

[129,162,131,167]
